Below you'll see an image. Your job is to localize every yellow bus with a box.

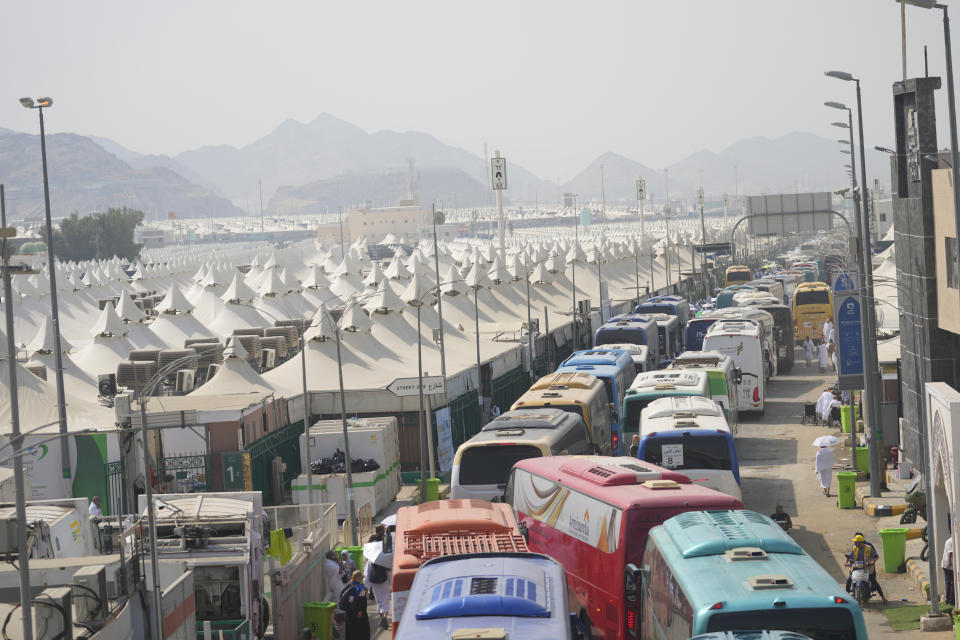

[510,372,612,455]
[792,281,833,341]
[724,265,753,287]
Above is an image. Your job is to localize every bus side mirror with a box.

[735,368,743,384]
[609,403,619,423]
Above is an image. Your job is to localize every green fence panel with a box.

[492,367,532,418]
[245,420,305,505]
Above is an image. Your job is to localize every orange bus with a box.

[390,499,528,636]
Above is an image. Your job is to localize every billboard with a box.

[746,192,836,235]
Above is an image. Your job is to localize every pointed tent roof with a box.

[26,318,72,355]
[257,270,289,297]
[302,265,330,289]
[340,304,372,332]
[225,336,249,360]
[402,274,431,307]
[221,274,258,303]
[116,293,146,322]
[304,308,338,341]
[363,282,406,315]
[529,263,553,285]
[486,257,511,285]
[383,256,411,280]
[440,264,469,296]
[464,261,488,290]
[91,302,127,337]
[155,285,195,313]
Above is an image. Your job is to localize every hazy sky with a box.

[2,1,957,181]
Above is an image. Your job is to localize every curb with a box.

[907,528,923,540]
[906,556,931,595]
[855,484,907,517]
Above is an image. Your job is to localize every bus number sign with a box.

[662,444,684,468]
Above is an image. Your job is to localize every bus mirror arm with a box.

[735,368,743,384]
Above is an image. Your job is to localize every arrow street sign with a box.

[387,376,446,397]
[491,157,508,190]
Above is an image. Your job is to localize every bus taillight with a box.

[626,609,636,631]
[753,387,760,402]
[612,431,619,453]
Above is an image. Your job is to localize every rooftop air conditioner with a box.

[34,586,71,640]
[73,564,107,623]
[175,370,195,393]
[260,348,276,371]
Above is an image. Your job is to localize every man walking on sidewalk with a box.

[944,535,955,607]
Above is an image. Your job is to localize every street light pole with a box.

[258,180,264,237]
[19,97,70,490]
[698,186,707,300]
[298,324,314,507]
[1,185,34,640]
[431,206,448,400]
[825,74,884,498]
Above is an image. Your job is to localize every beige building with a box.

[933,169,960,333]
[314,223,351,244]
[348,206,432,243]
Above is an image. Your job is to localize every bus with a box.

[724,265,753,287]
[746,278,785,303]
[512,372,614,455]
[506,456,743,640]
[394,552,575,640]
[637,396,741,498]
[601,343,652,374]
[557,349,637,455]
[703,322,766,414]
[641,510,868,640]
[701,307,777,379]
[635,296,690,336]
[669,351,740,430]
[684,316,719,352]
[636,313,682,362]
[757,302,794,374]
[622,370,712,437]
[793,282,833,342]
[772,272,801,305]
[716,285,756,309]
[594,314,660,366]
[390,499,529,634]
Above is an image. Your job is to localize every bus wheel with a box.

[578,610,593,639]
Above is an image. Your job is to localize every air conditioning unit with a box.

[175,370,195,393]
[34,586,71,640]
[73,564,107,623]
[260,348,276,370]
[114,392,133,418]
[98,373,117,397]
[577,299,591,316]
[207,363,221,380]
[0,518,18,557]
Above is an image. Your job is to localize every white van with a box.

[450,408,596,501]
[703,307,777,379]
[637,396,742,499]
[598,342,652,374]
[702,321,766,415]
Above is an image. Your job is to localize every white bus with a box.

[702,321,766,415]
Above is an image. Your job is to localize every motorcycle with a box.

[848,561,872,606]
[900,477,926,525]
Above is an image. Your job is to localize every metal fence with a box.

[158,453,210,494]
[106,459,127,516]
[246,420,305,506]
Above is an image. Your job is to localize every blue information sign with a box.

[832,269,865,389]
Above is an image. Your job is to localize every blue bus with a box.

[395,552,575,640]
[594,314,660,364]
[635,295,690,334]
[639,510,867,640]
[556,349,636,455]
[685,316,720,352]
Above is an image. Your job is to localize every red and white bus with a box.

[504,456,743,640]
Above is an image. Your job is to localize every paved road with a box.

[740,360,950,639]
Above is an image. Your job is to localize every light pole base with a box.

[920,614,952,632]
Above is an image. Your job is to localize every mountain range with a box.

[0,115,891,222]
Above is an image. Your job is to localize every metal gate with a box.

[106,459,127,516]
[245,420,305,506]
[158,453,210,494]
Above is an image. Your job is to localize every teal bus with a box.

[639,510,867,640]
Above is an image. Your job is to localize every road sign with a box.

[833,270,864,390]
[697,187,704,205]
[0,227,16,239]
[491,157,508,190]
[636,178,646,201]
[387,376,445,397]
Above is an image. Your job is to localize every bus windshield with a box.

[642,435,732,470]
[796,290,830,305]
[460,445,541,485]
[596,328,647,346]
[640,304,675,315]
[707,608,857,640]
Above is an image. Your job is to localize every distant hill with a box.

[269,167,488,213]
[563,132,890,201]
[0,132,245,222]
[173,113,557,206]
[560,151,689,204]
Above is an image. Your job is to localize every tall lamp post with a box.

[825,73,884,500]
[2,186,35,640]
[19,97,70,491]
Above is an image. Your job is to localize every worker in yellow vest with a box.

[845,533,887,604]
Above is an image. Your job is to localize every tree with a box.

[52,207,144,262]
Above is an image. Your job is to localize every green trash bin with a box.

[426,477,440,501]
[304,601,336,640]
[336,546,364,574]
[837,471,858,509]
[840,406,852,433]
[856,447,869,474]
[878,528,910,573]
